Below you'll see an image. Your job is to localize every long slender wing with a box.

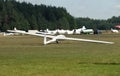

[7,30,114,44]
[7,30,55,38]
[63,37,114,44]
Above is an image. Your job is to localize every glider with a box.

[7,29,114,45]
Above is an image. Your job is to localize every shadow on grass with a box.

[78,62,120,65]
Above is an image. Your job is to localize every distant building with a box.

[114,25,120,29]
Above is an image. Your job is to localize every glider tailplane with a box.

[43,35,57,45]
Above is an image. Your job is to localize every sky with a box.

[16,0,120,19]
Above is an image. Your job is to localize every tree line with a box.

[76,16,120,30]
[0,0,120,32]
[0,0,76,31]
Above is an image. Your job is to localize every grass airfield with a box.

[0,34,120,76]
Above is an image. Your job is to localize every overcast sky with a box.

[16,0,120,19]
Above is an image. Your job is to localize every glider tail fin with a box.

[44,34,47,45]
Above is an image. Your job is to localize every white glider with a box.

[7,29,114,45]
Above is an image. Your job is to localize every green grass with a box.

[0,34,120,76]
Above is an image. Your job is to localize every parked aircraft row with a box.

[43,26,94,35]
[4,26,119,37]
[4,26,94,36]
